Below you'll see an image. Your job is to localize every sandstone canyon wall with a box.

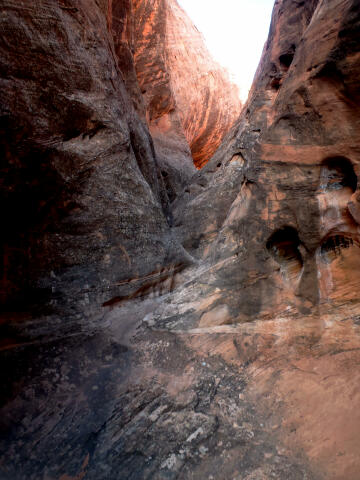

[0,0,193,344]
[167,0,360,476]
[109,0,241,201]
[173,0,360,321]
[131,0,241,195]
[0,0,240,339]
[1,1,360,480]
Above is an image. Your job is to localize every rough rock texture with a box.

[1,1,360,480]
[0,0,239,339]
[167,0,360,477]
[173,0,360,320]
[0,0,191,339]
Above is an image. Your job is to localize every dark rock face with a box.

[0,0,189,338]
[0,0,239,333]
[1,0,360,479]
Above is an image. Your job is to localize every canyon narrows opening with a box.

[178,0,275,102]
[1,1,360,480]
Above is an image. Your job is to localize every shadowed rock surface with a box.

[0,0,194,343]
[1,0,360,479]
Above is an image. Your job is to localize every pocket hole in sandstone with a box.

[320,235,355,263]
[319,156,357,192]
[270,77,281,91]
[266,226,303,279]
[279,51,294,69]
[230,153,245,167]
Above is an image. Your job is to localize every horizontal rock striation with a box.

[167,1,360,477]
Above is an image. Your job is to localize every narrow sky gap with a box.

[177,0,275,102]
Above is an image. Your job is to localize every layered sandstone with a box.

[1,1,360,480]
[132,0,242,174]
[174,0,360,320]
[166,0,360,477]
[0,0,240,338]
[107,0,241,201]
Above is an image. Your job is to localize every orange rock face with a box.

[131,0,242,170]
[107,0,242,201]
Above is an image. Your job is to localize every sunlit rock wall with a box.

[132,0,242,177]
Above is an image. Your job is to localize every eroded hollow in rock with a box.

[320,235,355,263]
[270,76,282,90]
[279,44,296,70]
[279,52,294,69]
[266,226,303,279]
[319,156,357,192]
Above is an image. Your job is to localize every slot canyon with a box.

[1,0,360,478]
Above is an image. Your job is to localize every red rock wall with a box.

[0,0,242,334]
[174,0,360,320]
[167,3,360,477]
[2,2,360,480]
[131,0,242,169]
[106,0,242,201]
[0,0,189,330]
